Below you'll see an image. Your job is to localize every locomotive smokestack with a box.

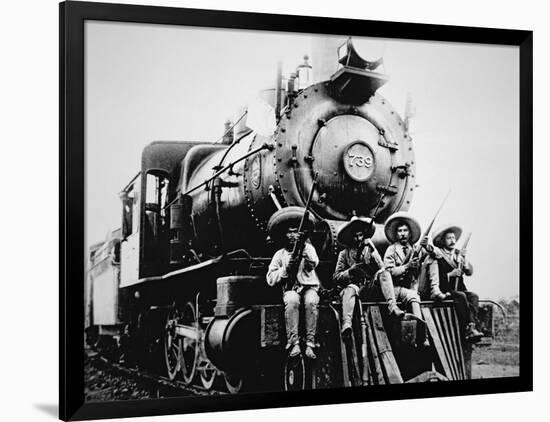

[311,37,388,104]
[329,38,388,105]
[311,36,344,83]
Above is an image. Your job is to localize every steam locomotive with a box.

[85,38,491,393]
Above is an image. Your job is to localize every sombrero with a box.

[267,206,315,243]
[384,211,421,244]
[432,224,463,248]
[337,216,375,247]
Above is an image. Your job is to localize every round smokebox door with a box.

[307,114,381,218]
[311,114,379,184]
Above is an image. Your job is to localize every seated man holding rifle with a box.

[383,211,433,322]
[266,207,320,360]
[423,224,483,343]
[333,216,419,339]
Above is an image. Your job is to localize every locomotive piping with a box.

[163,142,273,210]
[121,171,141,193]
[215,112,250,167]
[214,110,248,145]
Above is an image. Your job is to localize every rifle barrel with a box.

[286,174,319,289]
[461,232,472,251]
[297,173,318,232]
[422,190,451,238]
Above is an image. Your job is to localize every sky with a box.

[85,21,519,299]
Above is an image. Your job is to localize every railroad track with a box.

[86,348,227,398]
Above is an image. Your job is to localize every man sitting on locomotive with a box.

[383,211,433,322]
[266,208,319,360]
[424,224,483,343]
[333,217,413,338]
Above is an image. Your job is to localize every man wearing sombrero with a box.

[383,211,431,322]
[266,207,320,359]
[333,216,408,337]
[427,224,483,343]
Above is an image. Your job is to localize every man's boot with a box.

[389,302,405,318]
[305,346,317,360]
[378,271,405,318]
[289,343,301,357]
[409,302,429,347]
[341,324,352,342]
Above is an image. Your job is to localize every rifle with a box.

[366,239,385,270]
[285,173,319,291]
[345,236,373,283]
[410,190,451,262]
[403,192,451,292]
[450,232,472,291]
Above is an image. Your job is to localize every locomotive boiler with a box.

[87,38,484,394]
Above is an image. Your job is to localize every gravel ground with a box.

[85,340,520,402]
[471,342,520,379]
[85,352,154,401]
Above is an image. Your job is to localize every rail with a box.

[87,349,226,397]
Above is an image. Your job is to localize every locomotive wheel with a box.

[163,310,182,381]
[180,301,199,385]
[284,354,306,391]
[224,372,243,394]
[199,364,217,390]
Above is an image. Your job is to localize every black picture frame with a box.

[60,1,533,420]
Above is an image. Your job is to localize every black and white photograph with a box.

[5,0,549,419]
[82,19,522,402]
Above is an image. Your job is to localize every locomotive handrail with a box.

[135,250,258,285]
[216,128,252,170]
[330,300,457,306]
[139,257,220,284]
[120,171,141,193]
[163,142,274,210]
[183,142,274,196]
[215,110,250,168]
[214,110,248,145]
[220,248,252,260]
[479,299,507,318]
[363,300,452,305]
